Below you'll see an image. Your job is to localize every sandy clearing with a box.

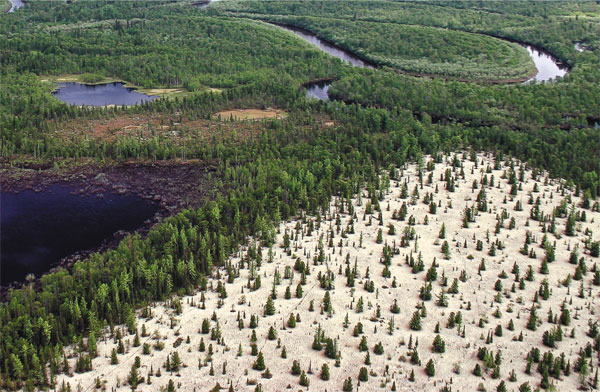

[54,153,600,392]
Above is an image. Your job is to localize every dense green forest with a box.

[214,0,600,60]
[1,1,599,389]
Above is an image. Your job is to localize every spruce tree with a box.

[253,352,266,371]
[425,359,435,377]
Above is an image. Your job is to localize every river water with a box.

[522,45,567,83]
[277,24,569,100]
[7,0,24,12]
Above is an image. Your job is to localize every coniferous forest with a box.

[0,1,599,391]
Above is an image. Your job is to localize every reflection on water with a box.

[53,82,158,106]
[523,45,568,83]
[277,25,371,101]
[279,25,374,69]
[306,82,331,101]
[7,0,24,12]
[195,0,221,10]
[1,184,159,286]
[279,24,570,100]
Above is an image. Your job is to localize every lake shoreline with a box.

[42,75,193,102]
[0,158,217,296]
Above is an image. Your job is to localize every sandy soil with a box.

[54,153,600,392]
[213,108,287,121]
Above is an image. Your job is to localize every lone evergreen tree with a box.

[425,359,435,377]
[265,296,275,316]
[253,352,266,371]
[320,363,330,380]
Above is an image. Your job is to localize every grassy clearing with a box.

[213,108,287,121]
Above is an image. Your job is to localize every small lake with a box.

[7,0,24,12]
[0,184,159,286]
[53,82,158,107]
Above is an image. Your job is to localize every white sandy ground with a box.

[54,153,599,392]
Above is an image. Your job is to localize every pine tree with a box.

[265,296,275,316]
[342,377,353,391]
[358,367,368,381]
[299,370,309,387]
[253,352,266,371]
[359,336,368,351]
[425,359,435,377]
[167,379,176,392]
[287,313,297,328]
[410,311,422,331]
[171,351,181,371]
[497,380,507,392]
[320,363,330,380]
[325,338,337,359]
[527,305,538,331]
[129,363,139,390]
[291,360,301,375]
[432,335,445,353]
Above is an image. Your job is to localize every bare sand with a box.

[55,153,600,392]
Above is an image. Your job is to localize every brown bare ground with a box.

[52,114,268,143]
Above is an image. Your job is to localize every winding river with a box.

[7,0,23,12]
[196,0,568,99]
[276,25,568,100]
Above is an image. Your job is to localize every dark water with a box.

[7,0,24,12]
[0,184,159,286]
[53,82,158,106]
